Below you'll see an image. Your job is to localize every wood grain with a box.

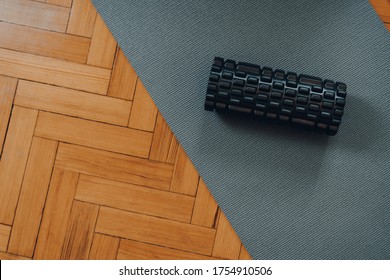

[0,107,38,225]
[149,112,179,163]
[117,240,220,260]
[0,252,30,260]
[0,48,111,95]
[35,111,152,158]
[89,233,120,260]
[0,21,90,63]
[56,143,174,190]
[8,138,58,257]
[76,175,194,222]
[0,224,11,252]
[108,48,138,100]
[96,207,216,255]
[170,145,199,196]
[1,0,386,261]
[0,0,386,261]
[0,76,17,156]
[88,14,117,68]
[47,0,72,7]
[370,0,390,23]
[0,0,263,260]
[192,178,218,228]
[15,80,132,126]
[239,244,252,260]
[212,213,241,259]
[0,0,69,32]
[128,79,158,132]
[34,168,79,259]
[67,0,97,37]
[61,201,99,260]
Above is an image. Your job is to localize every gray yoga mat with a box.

[91,0,390,259]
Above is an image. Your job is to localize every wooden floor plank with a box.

[0,0,386,261]
[170,146,199,196]
[87,14,117,68]
[0,48,111,95]
[0,0,69,32]
[0,252,30,260]
[108,48,138,100]
[15,81,132,126]
[239,244,252,260]
[212,212,241,259]
[370,0,390,23]
[96,207,216,255]
[35,111,152,158]
[47,0,72,7]
[8,138,58,257]
[382,16,390,23]
[191,178,218,228]
[56,143,174,190]
[89,233,120,260]
[0,76,17,156]
[34,168,79,259]
[128,79,158,132]
[67,0,97,37]
[117,240,220,260]
[149,112,179,163]
[0,106,38,225]
[386,23,390,31]
[0,22,90,63]
[0,224,11,252]
[76,175,194,223]
[61,201,99,260]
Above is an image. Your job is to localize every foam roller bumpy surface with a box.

[205,57,347,136]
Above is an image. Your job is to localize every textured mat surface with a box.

[92,0,390,259]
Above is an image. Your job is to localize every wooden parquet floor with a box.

[0,0,388,260]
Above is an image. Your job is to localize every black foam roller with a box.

[205,57,347,136]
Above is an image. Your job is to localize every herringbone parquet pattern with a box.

[0,0,387,260]
[0,0,250,260]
